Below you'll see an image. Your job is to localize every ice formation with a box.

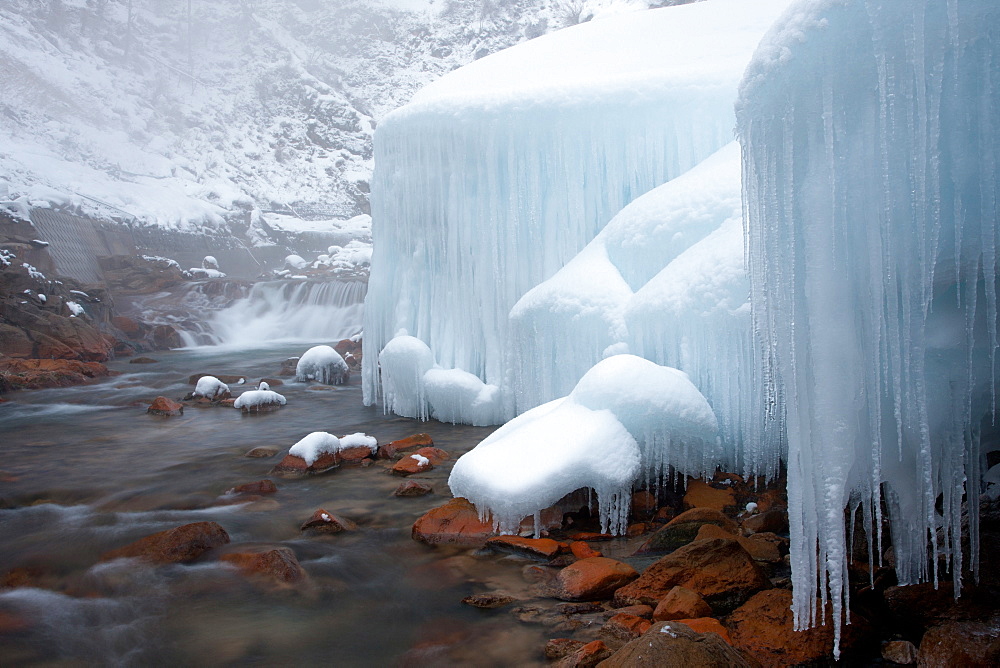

[450,355,718,534]
[193,376,230,399]
[363,0,797,417]
[378,335,435,419]
[295,345,350,385]
[737,0,1000,654]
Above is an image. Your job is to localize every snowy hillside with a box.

[0,0,657,234]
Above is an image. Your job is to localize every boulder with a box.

[392,453,434,476]
[461,592,516,609]
[694,524,781,562]
[219,547,306,585]
[394,481,433,497]
[614,539,769,611]
[554,557,639,601]
[300,508,357,533]
[0,358,113,392]
[653,585,713,621]
[271,452,339,475]
[555,639,612,668]
[602,612,652,641]
[378,433,434,459]
[683,480,737,512]
[741,509,788,535]
[610,604,654,619]
[545,639,586,660]
[632,490,658,519]
[882,640,918,664]
[918,620,1000,667]
[673,617,732,644]
[635,508,740,555]
[244,447,279,458]
[570,541,602,559]
[101,521,230,564]
[484,535,565,560]
[147,396,184,417]
[598,621,758,667]
[412,497,495,547]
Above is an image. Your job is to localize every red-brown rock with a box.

[598,621,758,667]
[378,433,434,459]
[728,588,868,667]
[683,480,736,512]
[602,613,652,641]
[555,639,613,668]
[0,358,114,392]
[918,620,1000,667]
[742,509,788,535]
[555,557,639,601]
[485,535,564,559]
[569,532,614,542]
[635,507,740,555]
[412,497,494,547]
[653,585,713,621]
[271,452,339,475]
[337,445,375,466]
[614,538,769,610]
[227,479,277,495]
[147,395,183,416]
[101,521,230,564]
[300,508,357,533]
[413,446,449,464]
[632,490,658,518]
[545,638,586,660]
[882,640,918,664]
[695,523,781,562]
[392,453,434,476]
[570,541,602,559]
[612,604,655,619]
[220,547,306,584]
[394,480,433,497]
[673,617,732,644]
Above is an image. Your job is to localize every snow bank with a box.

[295,345,349,385]
[424,367,504,427]
[449,355,718,535]
[193,376,230,399]
[737,0,1000,654]
[363,0,797,417]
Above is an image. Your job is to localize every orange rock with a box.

[653,585,713,621]
[742,509,788,535]
[555,557,639,601]
[414,446,449,464]
[555,639,612,668]
[392,453,434,476]
[599,621,757,667]
[101,521,230,564]
[919,620,1000,667]
[602,613,652,641]
[271,452,339,475]
[300,508,356,533]
[378,433,433,459]
[394,480,433,497]
[337,445,375,465]
[673,617,731,644]
[570,541,602,559]
[412,497,494,547]
[728,588,869,667]
[612,604,654,619]
[652,506,676,524]
[754,489,787,512]
[614,538,769,610]
[696,523,781,562]
[147,396,183,416]
[626,522,648,537]
[227,479,277,495]
[220,547,305,584]
[485,535,564,559]
[632,490,658,518]
[635,507,739,555]
[682,479,736,512]
[569,532,614,542]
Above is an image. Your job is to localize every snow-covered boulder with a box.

[233,384,286,413]
[193,375,230,400]
[378,335,435,419]
[424,368,504,427]
[295,345,350,385]
[273,431,378,474]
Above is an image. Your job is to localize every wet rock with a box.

[337,445,376,466]
[300,508,357,533]
[555,639,612,668]
[683,479,737,512]
[559,602,606,616]
[0,358,114,392]
[634,508,740,555]
[608,604,654,619]
[392,453,434,476]
[883,582,957,633]
[554,557,639,601]
[653,585,713,622]
[220,547,306,585]
[218,398,236,408]
[614,538,769,611]
[394,481,433,497]
[741,509,788,535]
[411,497,495,547]
[882,639,918,664]
[227,480,277,495]
[626,522,649,537]
[244,447,279,458]
[570,541,602,559]
[632,490,658,519]
[672,617,731,644]
[485,535,565,560]
[602,612,652,641]
[598,621,757,667]
[129,356,158,364]
[728,588,869,666]
[378,433,434,459]
[545,638,586,660]
[147,396,184,416]
[101,521,230,564]
[271,452,339,476]
[278,357,299,376]
[695,523,781,562]
[569,532,614,542]
[461,592,517,609]
[918,620,1000,667]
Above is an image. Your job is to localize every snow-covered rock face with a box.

[737,0,1000,655]
[362,0,796,420]
[295,345,349,385]
[449,355,718,535]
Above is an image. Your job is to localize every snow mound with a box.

[288,431,378,466]
[449,355,718,535]
[378,335,435,420]
[194,376,230,399]
[233,389,286,410]
[424,367,504,427]
[296,345,349,385]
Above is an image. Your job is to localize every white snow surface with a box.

[378,335,435,420]
[193,376,230,399]
[288,431,377,465]
[295,345,349,385]
[339,432,378,453]
[737,0,1000,655]
[424,367,505,427]
[232,389,286,409]
[449,355,718,535]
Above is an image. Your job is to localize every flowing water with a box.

[0,344,587,667]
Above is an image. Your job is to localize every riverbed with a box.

[0,343,571,666]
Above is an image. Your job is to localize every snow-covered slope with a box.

[0,0,646,233]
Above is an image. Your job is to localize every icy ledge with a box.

[448,355,720,535]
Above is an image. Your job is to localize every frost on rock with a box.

[449,355,718,535]
[737,0,1000,655]
[194,375,230,399]
[363,0,797,418]
[296,345,350,385]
